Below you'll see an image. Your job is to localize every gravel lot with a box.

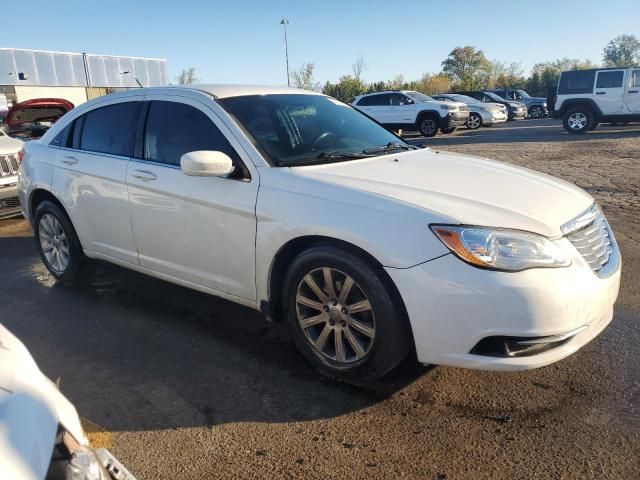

[1,119,639,479]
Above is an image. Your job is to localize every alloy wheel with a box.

[530,106,543,118]
[568,112,587,130]
[467,114,481,129]
[39,213,69,273]
[420,119,437,136]
[295,267,375,364]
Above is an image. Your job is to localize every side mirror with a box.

[180,150,235,177]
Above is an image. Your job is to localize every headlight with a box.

[440,104,456,111]
[431,226,571,271]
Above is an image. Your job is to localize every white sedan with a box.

[18,85,620,382]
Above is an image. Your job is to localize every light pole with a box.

[280,18,290,87]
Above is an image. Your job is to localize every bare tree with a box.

[352,54,368,81]
[176,67,199,85]
[290,63,320,91]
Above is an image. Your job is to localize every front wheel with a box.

[283,246,412,382]
[418,116,439,137]
[466,113,482,130]
[34,200,86,283]
[528,105,545,118]
[563,107,593,134]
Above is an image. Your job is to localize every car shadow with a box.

[0,233,429,432]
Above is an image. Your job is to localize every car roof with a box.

[162,84,323,99]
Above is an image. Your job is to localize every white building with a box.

[0,48,168,113]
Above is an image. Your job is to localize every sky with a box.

[3,0,639,86]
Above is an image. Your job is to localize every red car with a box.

[4,98,74,140]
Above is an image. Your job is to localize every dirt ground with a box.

[1,119,638,479]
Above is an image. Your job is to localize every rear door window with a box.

[558,70,596,95]
[596,70,624,89]
[79,102,141,156]
[632,70,640,88]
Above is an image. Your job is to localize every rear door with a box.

[626,69,640,113]
[51,97,142,264]
[355,94,392,124]
[594,70,626,115]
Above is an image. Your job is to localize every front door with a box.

[594,70,626,115]
[126,95,259,300]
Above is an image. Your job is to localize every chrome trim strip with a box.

[514,325,589,345]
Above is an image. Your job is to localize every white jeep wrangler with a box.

[352,90,469,137]
[550,67,640,133]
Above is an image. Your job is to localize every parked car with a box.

[19,85,620,382]
[454,90,527,120]
[0,324,136,480]
[352,90,469,137]
[0,125,24,219]
[550,67,640,133]
[5,98,74,140]
[431,93,507,129]
[488,88,548,118]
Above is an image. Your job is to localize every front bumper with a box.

[386,237,621,371]
[0,178,21,219]
[440,112,468,129]
[508,108,527,120]
[480,110,508,125]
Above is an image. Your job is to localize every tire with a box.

[441,126,457,134]
[529,105,545,119]
[34,200,86,283]
[563,107,593,134]
[466,113,482,130]
[417,115,439,137]
[282,245,412,382]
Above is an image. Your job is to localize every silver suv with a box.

[0,126,23,219]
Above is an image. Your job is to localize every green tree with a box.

[525,58,597,96]
[290,63,320,91]
[487,61,525,89]
[414,73,450,95]
[441,46,491,90]
[322,75,368,103]
[603,34,640,67]
[176,67,198,85]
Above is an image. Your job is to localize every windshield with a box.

[218,94,412,167]
[449,94,481,105]
[483,91,507,102]
[516,89,531,98]
[405,91,434,103]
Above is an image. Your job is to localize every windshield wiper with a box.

[277,151,372,167]
[362,142,418,155]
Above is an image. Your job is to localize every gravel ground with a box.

[1,119,638,479]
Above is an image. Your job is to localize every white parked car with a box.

[0,126,24,219]
[431,93,508,129]
[550,67,640,133]
[0,324,136,480]
[352,90,469,137]
[18,85,620,382]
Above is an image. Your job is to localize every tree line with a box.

[289,34,640,103]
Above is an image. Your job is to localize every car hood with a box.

[5,98,74,128]
[0,324,86,480]
[292,149,593,237]
[0,134,23,155]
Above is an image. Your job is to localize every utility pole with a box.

[280,18,290,87]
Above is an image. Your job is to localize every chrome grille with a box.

[0,154,19,177]
[0,196,20,209]
[564,205,617,276]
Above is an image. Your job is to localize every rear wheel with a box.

[563,107,593,134]
[528,105,545,118]
[283,246,412,382]
[34,200,86,283]
[466,113,482,130]
[417,115,439,137]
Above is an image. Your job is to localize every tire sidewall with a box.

[282,246,411,381]
[418,116,438,137]
[34,201,84,282]
[563,107,593,134]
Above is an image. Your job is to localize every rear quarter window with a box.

[558,70,596,95]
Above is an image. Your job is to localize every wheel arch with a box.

[416,109,440,123]
[267,235,411,333]
[559,98,603,119]
[29,188,66,221]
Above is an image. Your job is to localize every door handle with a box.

[595,92,606,95]
[60,155,78,166]
[629,90,639,94]
[131,170,157,181]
